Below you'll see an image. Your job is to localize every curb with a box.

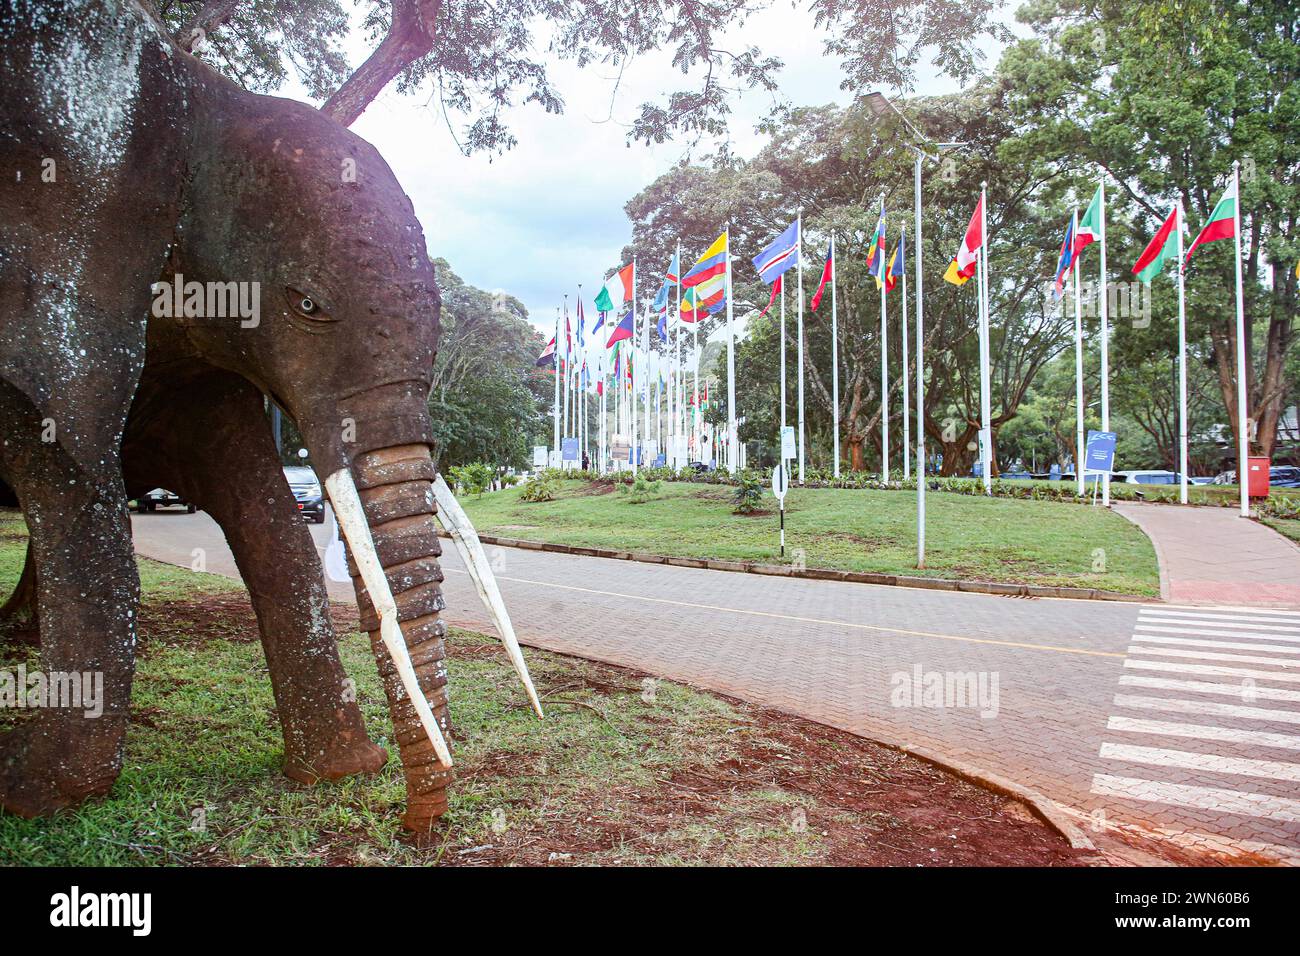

[441,531,1156,604]
[887,741,1095,850]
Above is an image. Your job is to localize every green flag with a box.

[1132,205,1179,283]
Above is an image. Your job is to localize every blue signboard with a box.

[561,437,579,461]
[1083,430,1117,474]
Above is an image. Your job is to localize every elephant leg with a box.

[0,543,39,645]
[0,414,139,816]
[123,372,386,783]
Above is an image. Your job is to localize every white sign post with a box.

[780,425,796,462]
[771,463,789,558]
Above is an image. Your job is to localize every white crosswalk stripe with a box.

[1091,607,1300,838]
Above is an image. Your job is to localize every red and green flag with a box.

[1073,184,1103,256]
[1132,205,1180,283]
[1185,180,1237,261]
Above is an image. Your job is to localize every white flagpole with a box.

[552,307,561,462]
[631,260,639,477]
[1098,174,1112,507]
[1231,161,1249,518]
[1072,208,1086,498]
[562,295,571,469]
[726,226,737,473]
[978,182,992,493]
[831,233,841,479]
[797,209,806,484]
[878,194,889,483]
[1176,201,1189,505]
[900,230,910,481]
[913,151,925,566]
[675,240,682,465]
[780,274,787,434]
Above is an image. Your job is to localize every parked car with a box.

[999,469,1032,481]
[1112,470,1183,485]
[1270,466,1300,489]
[284,466,325,523]
[135,488,195,513]
[1189,476,1216,485]
[685,460,711,473]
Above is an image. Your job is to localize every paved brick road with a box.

[1114,502,1300,608]
[132,509,1300,863]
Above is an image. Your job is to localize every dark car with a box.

[1271,466,1300,489]
[135,488,195,513]
[685,460,711,473]
[284,466,325,522]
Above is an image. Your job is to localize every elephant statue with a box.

[0,0,538,832]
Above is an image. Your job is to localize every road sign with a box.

[780,425,796,460]
[771,463,789,500]
[1084,430,1117,475]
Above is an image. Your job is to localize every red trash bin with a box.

[1246,457,1270,498]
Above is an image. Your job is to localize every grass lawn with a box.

[0,510,1084,866]
[462,480,1161,596]
[1262,517,1300,546]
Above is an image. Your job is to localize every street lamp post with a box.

[865,92,966,569]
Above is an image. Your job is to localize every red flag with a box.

[757,275,782,318]
[810,241,833,311]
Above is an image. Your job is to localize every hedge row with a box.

[532,467,1300,520]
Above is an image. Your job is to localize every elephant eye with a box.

[285,287,334,323]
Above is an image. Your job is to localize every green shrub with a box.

[449,461,495,498]
[732,473,764,514]
[519,474,558,502]
[618,474,663,504]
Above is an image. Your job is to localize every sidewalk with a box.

[1113,502,1300,608]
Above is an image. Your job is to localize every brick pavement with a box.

[1114,502,1300,608]
[131,509,1300,863]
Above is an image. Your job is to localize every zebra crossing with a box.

[1090,604,1300,846]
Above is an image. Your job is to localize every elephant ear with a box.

[0,3,186,480]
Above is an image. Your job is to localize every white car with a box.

[1111,470,1183,486]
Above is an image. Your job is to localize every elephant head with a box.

[149,70,538,829]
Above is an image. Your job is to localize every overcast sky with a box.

[327,4,1017,334]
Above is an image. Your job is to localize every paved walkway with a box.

[1114,503,1300,608]
[130,509,1300,863]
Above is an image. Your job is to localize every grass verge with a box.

[463,480,1160,596]
[0,509,1087,866]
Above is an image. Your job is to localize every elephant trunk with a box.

[346,443,453,832]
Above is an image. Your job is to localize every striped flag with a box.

[1186,179,1237,262]
[1074,185,1102,256]
[1052,214,1077,298]
[752,219,800,284]
[682,231,728,314]
[885,229,905,293]
[1132,205,1180,283]
[866,204,887,285]
[943,194,983,286]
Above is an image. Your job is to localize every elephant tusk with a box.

[432,475,544,719]
[325,468,453,769]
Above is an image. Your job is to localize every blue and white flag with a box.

[752,219,800,285]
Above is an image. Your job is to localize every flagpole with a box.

[726,225,737,474]
[1176,201,1189,505]
[1098,174,1111,507]
[631,260,639,477]
[797,209,806,485]
[675,240,682,466]
[914,150,926,567]
[900,229,910,481]
[831,233,841,479]
[552,307,561,464]
[1072,208,1086,498]
[780,274,787,435]
[978,181,992,494]
[878,193,889,483]
[1231,160,1249,518]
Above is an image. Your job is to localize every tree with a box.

[997,0,1299,460]
[148,0,1008,149]
[427,258,549,468]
